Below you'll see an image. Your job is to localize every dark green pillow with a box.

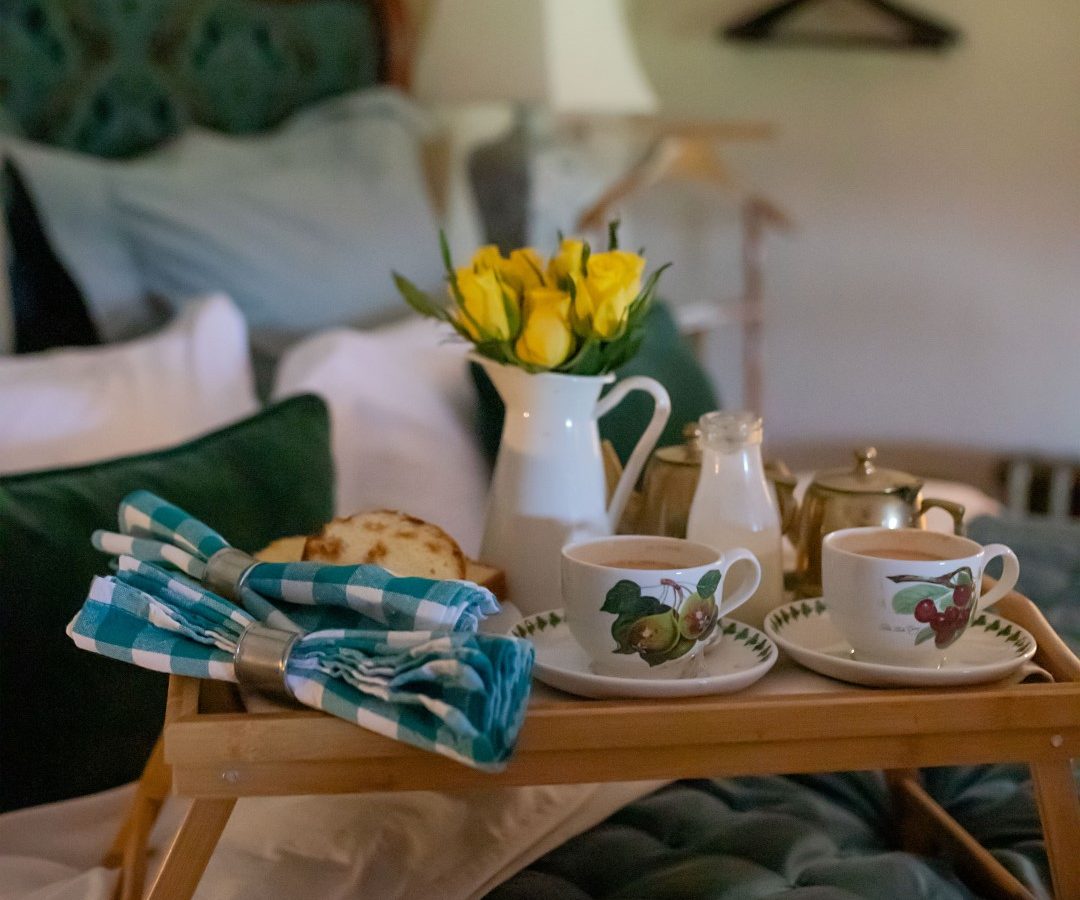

[0,394,334,811]
[472,302,720,466]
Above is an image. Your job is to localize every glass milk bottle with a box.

[687,411,784,628]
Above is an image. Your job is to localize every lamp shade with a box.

[414,0,659,115]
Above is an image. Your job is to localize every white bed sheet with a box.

[0,779,664,900]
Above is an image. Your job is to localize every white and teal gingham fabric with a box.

[92,491,500,633]
[69,491,536,769]
[67,559,534,769]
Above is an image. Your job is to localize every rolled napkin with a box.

[71,491,534,769]
[92,490,499,633]
[68,556,534,769]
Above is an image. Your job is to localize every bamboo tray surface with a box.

[163,591,1080,798]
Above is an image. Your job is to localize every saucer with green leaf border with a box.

[764,598,1038,688]
[510,609,777,699]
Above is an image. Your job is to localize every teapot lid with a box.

[812,447,922,494]
[653,423,702,467]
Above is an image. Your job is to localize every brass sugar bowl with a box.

[774,447,965,599]
[634,423,703,538]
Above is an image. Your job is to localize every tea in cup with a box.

[561,535,762,677]
[821,527,1019,666]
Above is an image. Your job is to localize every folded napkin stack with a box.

[67,491,534,770]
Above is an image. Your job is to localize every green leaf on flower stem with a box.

[637,263,671,307]
[559,337,602,375]
[599,331,643,372]
[456,302,489,341]
[438,229,455,275]
[892,583,952,614]
[607,220,620,251]
[393,273,446,321]
[581,242,591,275]
[473,340,509,364]
[496,275,521,339]
[915,626,935,645]
[568,297,591,340]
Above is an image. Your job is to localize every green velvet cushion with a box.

[472,302,720,466]
[0,394,334,811]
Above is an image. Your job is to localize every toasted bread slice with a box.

[465,560,507,599]
[254,535,307,563]
[302,510,467,580]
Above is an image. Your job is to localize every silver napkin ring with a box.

[205,547,258,602]
[234,624,300,704]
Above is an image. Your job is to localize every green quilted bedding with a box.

[487,769,1058,899]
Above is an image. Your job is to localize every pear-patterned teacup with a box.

[561,535,761,678]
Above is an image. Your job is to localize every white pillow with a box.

[3,89,447,351]
[272,318,488,556]
[0,293,257,475]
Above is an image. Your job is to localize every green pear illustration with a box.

[627,610,681,654]
[677,593,718,640]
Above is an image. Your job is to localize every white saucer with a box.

[763,599,1038,688]
[510,610,777,699]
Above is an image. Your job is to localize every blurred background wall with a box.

[412,0,1080,468]
[622,0,1080,465]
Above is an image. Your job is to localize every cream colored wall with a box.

[621,0,1080,459]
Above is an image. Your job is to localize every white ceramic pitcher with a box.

[476,356,671,615]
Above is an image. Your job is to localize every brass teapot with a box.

[773,447,965,599]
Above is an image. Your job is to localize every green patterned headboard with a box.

[0,0,408,158]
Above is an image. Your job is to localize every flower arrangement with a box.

[393,223,669,375]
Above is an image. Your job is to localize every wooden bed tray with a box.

[109,589,1080,900]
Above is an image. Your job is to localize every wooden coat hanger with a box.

[576,133,792,235]
[722,0,959,51]
[575,131,793,417]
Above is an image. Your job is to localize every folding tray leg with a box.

[144,797,236,900]
[103,735,171,900]
[1030,758,1080,899]
[887,768,1035,900]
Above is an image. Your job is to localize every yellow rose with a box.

[506,248,546,292]
[577,250,645,339]
[515,287,574,368]
[454,266,513,341]
[470,245,504,272]
[469,244,544,297]
[548,238,586,285]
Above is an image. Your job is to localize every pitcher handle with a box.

[595,376,672,532]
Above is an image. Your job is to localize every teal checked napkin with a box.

[67,491,534,770]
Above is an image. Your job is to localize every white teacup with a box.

[561,535,762,678]
[821,527,1020,667]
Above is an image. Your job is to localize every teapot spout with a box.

[765,459,800,540]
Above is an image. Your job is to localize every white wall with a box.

[543,0,1080,460]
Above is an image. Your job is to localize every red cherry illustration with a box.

[914,598,937,623]
[953,583,974,608]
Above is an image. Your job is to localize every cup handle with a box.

[977,544,1020,609]
[714,548,762,618]
[596,376,672,532]
[699,549,762,649]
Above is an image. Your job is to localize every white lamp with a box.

[415,0,658,115]
[414,0,658,248]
